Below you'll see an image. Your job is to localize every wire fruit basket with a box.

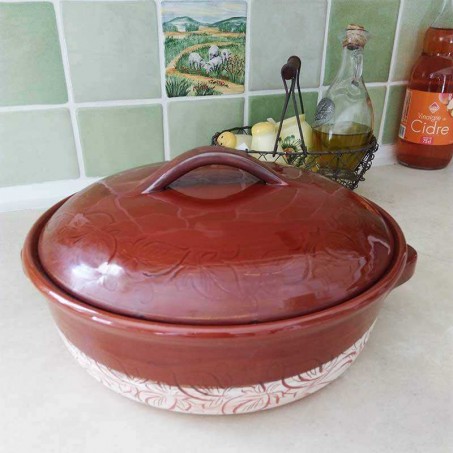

[211,56,378,190]
[212,127,377,190]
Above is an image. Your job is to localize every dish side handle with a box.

[395,244,417,288]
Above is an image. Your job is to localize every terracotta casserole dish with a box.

[22,147,417,415]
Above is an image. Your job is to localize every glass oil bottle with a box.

[312,24,374,177]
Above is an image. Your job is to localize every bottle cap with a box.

[342,24,369,48]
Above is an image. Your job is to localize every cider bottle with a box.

[396,0,453,169]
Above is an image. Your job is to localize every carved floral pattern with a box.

[39,161,394,325]
[59,323,374,415]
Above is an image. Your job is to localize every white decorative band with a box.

[60,323,374,415]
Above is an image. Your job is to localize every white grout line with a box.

[0,0,153,1]
[378,0,406,145]
[77,98,163,109]
[53,0,87,177]
[319,81,406,90]
[388,0,405,83]
[56,0,148,2]
[317,0,331,103]
[155,0,171,161]
[0,103,69,113]
[248,86,321,96]
[386,80,409,86]
[242,0,252,126]
[0,80,408,115]
[167,93,246,104]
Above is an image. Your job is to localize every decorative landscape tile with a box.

[162,0,246,97]
[0,110,78,187]
[62,1,161,102]
[0,3,67,106]
[168,98,244,156]
[78,106,164,177]
[249,0,327,90]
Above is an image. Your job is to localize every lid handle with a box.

[140,146,288,194]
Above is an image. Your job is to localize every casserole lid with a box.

[38,147,394,325]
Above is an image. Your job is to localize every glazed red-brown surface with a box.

[48,299,383,388]
[38,148,394,324]
[22,195,414,387]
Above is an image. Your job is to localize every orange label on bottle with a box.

[399,89,453,145]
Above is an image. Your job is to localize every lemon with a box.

[217,131,237,148]
[251,122,275,136]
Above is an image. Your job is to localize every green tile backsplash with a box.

[0,3,67,106]
[392,0,444,81]
[383,85,407,144]
[368,86,387,138]
[0,0,440,189]
[325,0,400,84]
[248,92,319,126]
[168,98,244,157]
[78,106,164,177]
[63,1,161,102]
[0,110,78,187]
[249,0,327,90]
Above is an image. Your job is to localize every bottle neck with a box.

[432,0,453,28]
[423,0,453,56]
[334,46,364,85]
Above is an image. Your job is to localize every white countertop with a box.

[1,164,452,453]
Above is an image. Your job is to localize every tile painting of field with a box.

[162,1,246,97]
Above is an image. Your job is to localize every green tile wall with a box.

[62,1,161,102]
[324,0,400,84]
[0,110,78,187]
[392,0,444,81]
[248,92,319,126]
[383,85,407,144]
[168,98,244,157]
[249,0,327,90]
[0,0,445,189]
[78,106,164,177]
[0,3,67,106]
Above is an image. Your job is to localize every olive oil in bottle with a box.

[312,121,372,171]
[313,121,372,150]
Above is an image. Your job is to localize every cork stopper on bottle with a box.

[342,24,369,48]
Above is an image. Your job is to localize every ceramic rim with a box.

[23,198,406,336]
